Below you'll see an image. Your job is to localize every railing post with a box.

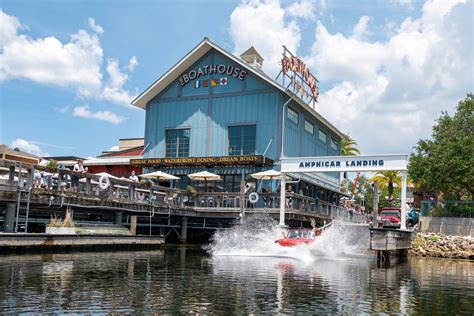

[279,172,286,226]
[85,177,91,194]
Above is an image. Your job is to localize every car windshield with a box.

[381,211,400,217]
[287,229,312,238]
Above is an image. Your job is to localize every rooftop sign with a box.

[281,154,408,173]
[178,64,247,87]
[278,46,319,107]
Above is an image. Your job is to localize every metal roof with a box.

[131,37,345,139]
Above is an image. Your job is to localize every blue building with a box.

[131,38,346,203]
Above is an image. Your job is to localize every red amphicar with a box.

[275,228,321,247]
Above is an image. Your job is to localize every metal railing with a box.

[1,159,356,219]
[421,200,473,218]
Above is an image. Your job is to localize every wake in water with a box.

[205,215,370,261]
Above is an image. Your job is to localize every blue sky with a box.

[1,0,472,158]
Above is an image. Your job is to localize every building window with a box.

[166,129,190,157]
[304,119,314,135]
[287,107,299,124]
[331,138,338,151]
[228,125,256,156]
[318,129,327,143]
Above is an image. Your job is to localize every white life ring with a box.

[98,175,110,190]
[249,192,259,204]
[137,191,145,200]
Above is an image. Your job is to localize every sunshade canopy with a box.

[251,170,281,180]
[187,171,221,181]
[140,170,179,181]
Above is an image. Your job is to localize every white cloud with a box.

[0,10,103,97]
[55,105,70,113]
[229,0,301,75]
[352,16,372,40]
[306,0,472,154]
[108,145,119,151]
[287,0,316,20]
[101,58,137,106]
[0,10,136,106]
[127,56,138,72]
[72,105,125,124]
[88,17,103,34]
[10,139,49,157]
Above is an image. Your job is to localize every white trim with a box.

[281,154,408,173]
[84,157,132,166]
[131,38,345,139]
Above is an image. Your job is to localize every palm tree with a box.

[370,171,401,201]
[340,135,361,156]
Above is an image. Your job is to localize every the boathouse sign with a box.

[178,64,247,87]
[280,154,408,173]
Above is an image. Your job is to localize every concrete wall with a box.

[420,216,473,236]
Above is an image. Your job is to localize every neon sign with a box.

[278,46,319,106]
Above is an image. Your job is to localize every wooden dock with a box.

[1,159,352,242]
[370,227,415,265]
[0,233,164,254]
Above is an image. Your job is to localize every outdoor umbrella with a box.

[140,170,179,181]
[250,170,281,180]
[187,171,221,192]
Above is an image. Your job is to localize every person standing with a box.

[128,171,139,199]
[129,171,139,182]
[71,159,85,192]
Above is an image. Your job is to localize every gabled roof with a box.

[240,46,264,61]
[131,38,345,139]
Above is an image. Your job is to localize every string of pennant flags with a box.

[194,77,228,88]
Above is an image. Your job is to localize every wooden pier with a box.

[370,227,415,265]
[0,159,349,243]
[0,233,164,254]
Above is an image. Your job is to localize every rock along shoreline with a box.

[409,233,473,260]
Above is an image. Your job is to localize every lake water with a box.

[0,220,473,314]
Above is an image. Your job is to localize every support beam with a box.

[130,215,137,235]
[180,217,188,243]
[4,203,16,232]
[115,212,123,225]
[400,171,407,230]
[279,172,286,226]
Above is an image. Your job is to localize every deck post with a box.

[400,171,407,230]
[180,217,188,243]
[239,179,245,223]
[115,212,123,225]
[130,215,137,235]
[4,203,16,232]
[279,172,286,226]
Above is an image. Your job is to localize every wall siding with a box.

[144,46,340,189]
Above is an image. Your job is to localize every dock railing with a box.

[1,159,356,219]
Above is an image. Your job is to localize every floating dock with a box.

[0,233,164,254]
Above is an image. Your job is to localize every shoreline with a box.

[409,232,473,260]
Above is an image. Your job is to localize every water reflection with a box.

[0,249,472,314]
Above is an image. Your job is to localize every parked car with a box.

[379,207,401,228]
[407,208,420,227]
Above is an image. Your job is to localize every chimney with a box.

[240,46,264,71]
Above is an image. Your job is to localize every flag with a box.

[210,78,218,86]
[194,80,201,88]
[220,78,228,86]
[202,80,208,87]
[353,171,360,194]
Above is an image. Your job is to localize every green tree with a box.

[370,171,401,201]
[409,94,474,199]
[340,135,361,156]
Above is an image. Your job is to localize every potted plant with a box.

[46,209,76,234]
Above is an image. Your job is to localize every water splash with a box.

[205,215,370,261]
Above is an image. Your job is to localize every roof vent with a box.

[240,46,264,71]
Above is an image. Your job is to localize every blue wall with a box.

[144,48,341,179]
[144,49,280,160]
